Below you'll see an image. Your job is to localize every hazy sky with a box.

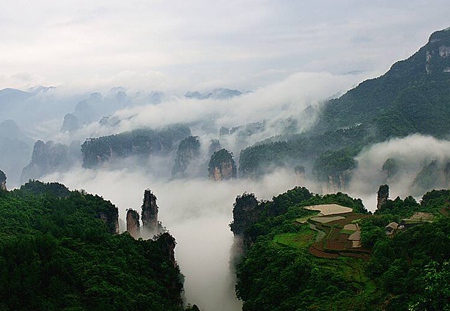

[1,0,449,92]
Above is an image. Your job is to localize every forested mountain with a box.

[81,125,191,168]
[231,186,450,310]
[239,27,450,181]
[0,180,193,311]
[315,27,450,136]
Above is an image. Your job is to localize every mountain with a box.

[185,88,245,100]
[81,125,191,169]
[239,27,450,187]
[20,140,82,183]
[315,27,450,138]
[0,181,189,310]
[0,88,32,111]
[0,120,33,186]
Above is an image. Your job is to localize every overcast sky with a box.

[0,0,449,92]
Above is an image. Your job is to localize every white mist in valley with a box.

[44,168,306,311]
[348,135,450,210]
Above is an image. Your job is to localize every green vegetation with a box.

[208,148,237,179]
[234,186,450,310]
[238,28,450,179]
[0,180,187,311]
[81,124,191,168]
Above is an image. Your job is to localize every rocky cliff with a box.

[126,209,140,239]
[230,193,260,237]
[172,136,201,178]
[60,113,80,133]
[81,125,191,168]
[208,149,237,181]
[0,169,6,190]
[377,184,389,210]
[141,189,159,236]
[21,140,70,182]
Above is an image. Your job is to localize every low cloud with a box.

[42,167,302,310]
[348,135,450,209]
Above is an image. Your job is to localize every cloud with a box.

[42,167,302,311]
[0,1,449,90]
[348,135,450,210]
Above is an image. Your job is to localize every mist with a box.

[348,135,450,210]
[43,168,305,311]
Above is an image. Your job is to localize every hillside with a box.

[231,186,450,310]
[0,180,192,311]
[239,27,450,181]
[315,27,450,136]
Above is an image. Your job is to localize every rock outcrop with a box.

[21,140,71,182]
[60,113,80,133]
[172,136,200,178]
[377,184,389,210]
[126,209,140,239]
[208,149,237,181]
[230,193,260,237]
[81,125,191,169]
[382,158,399,181]
[141,189,159,235]
[157,232,177,266]
[0,170,6,190]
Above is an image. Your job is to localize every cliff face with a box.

[320,170,353,193]
[208,149,237,181]
[81,125,191,169]
[141,189,159,235]
[377,184,389,210]
[230,193,261,249]
[0,169,6,190]
[99,209,119,235]
[172,136,200,178]
[60,113,80,133]
[21,140,70,183]
[157,232,177,266]
[126,209,140,239]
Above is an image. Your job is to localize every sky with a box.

[1,0,449,92]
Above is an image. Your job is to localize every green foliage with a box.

[239,124,372,178]
[367,218,450,310]
[301,192,368,214]
[234,184,450,310]
[19,180,71,197]
[81,125,191,168]
[0,182,184,311]
[313,149,357,182]
[238,29,450,178]
[233,187,384,310]
[208,148,237,179]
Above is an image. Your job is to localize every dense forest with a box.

[0,180,197,311]
[231,186,450,310]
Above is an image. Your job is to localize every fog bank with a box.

[44,168,303,310]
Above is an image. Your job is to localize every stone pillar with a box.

[126,209,140,239]
[377,184,389,210]
[141,189,158,234]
